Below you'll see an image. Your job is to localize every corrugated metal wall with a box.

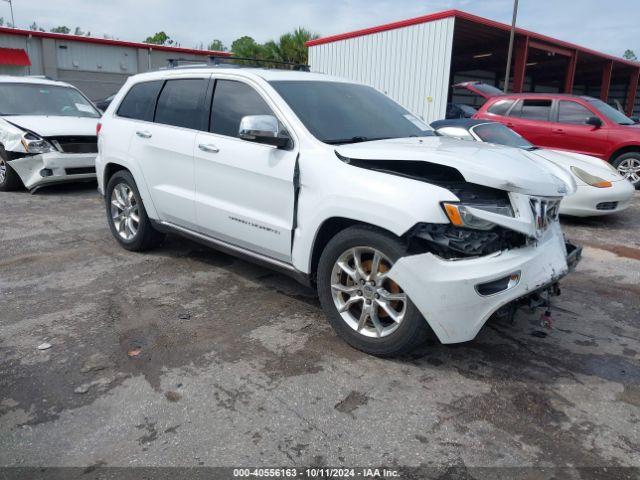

[308,17,455,122]
[55,40,138,74]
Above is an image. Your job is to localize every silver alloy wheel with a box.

[0,158,6,184]
[617,157,640,184]
[110,182,140,240]
[330,246,408,338]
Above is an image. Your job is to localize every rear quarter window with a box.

[116,81,163,121]
[513,99,552,121]
[487,99,515,116]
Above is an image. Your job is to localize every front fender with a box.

[291,153,459,273]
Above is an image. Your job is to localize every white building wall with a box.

[55,40,138,74]
[308,17,455,122]
[0,33,44,75]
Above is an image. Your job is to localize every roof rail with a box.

[27,75,57,81]
[165,56,310,71]
[210,55,310,71]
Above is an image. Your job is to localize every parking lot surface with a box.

[1,184,639,476]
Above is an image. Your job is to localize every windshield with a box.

[471,122,535,149]
[584,97,634,125]
[269,81,433,144]
[0,83,100,118]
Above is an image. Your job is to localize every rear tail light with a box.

[96,122,102,136]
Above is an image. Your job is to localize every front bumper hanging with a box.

[387,224,581,344]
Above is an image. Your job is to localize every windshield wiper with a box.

[324,136,391,145]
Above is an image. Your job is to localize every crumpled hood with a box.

[530,149,624,182]
[3,115,98,137]
[335,136,574,197]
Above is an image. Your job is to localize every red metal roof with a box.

[0,47,30,66]
[306,9,640,68]
[0,26,230,57]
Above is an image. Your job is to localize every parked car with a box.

[446,102,477,119]
[95,94,116,112]
[431,119,635,217]
[96,67,580,356]
[456,82,640,188]
[0,76,100,192]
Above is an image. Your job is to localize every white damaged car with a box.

[0,76,100,192]
[96,68,581,356]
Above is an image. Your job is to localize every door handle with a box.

[552,128,565,134]
[198,143,220,153]
[136,130,152,139]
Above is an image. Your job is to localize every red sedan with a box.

[457,82,640,187]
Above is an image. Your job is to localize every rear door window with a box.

[116,81,163,121]
[487,99,515,116]
[558,101,594,125]
[210,80,274,138]
[513,99,552,121]
[154,79,207,130]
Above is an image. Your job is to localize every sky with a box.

[5,0,639,58]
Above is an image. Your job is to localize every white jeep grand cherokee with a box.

[96,67,580,356]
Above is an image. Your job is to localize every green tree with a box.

[277,28,319,64]
[0,18,4,27]
[230,28,319,65]
[50,26,71,34]
[144,31,175,46]
[230,36,265,58]
[208,39,227,52]
[623,49,637,61]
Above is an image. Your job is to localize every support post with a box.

[600,60,613,102]
[512,36,529,93]
[563,50,577,94]
[503,0,519,93]
[626,67,640,117]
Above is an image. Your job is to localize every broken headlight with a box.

[442,203,514,230]
[21,132,57,154]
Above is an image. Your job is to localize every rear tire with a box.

[0,148,24,192]
[105,170,165,251]
[317,225,430,357]
[612,152,640,188]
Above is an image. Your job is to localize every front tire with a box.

[612,152,640,188]
[0,150,24,192]
[317,225,430,357]
[105,170,164,251]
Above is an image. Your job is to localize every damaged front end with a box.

[393,181,582,344]
[0,119,97,191]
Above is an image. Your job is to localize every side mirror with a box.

[239,115,290,148]
[585,116,602,128]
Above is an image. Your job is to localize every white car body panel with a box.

[0,76,99,191]
[129,122,198,229]
[335,136,573,198]
[4,116,97,137]
[9,152,97,190]
[531,149,635,216]
[388,222,568,343]
[96,67,579,345]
